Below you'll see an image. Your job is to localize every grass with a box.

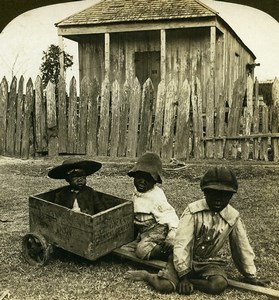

[0,155,278,300]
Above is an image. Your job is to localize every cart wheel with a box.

[22,233,52,265]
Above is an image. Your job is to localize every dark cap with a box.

[127,152,162,183]
[200,166,238,193]
[48,158,102,179]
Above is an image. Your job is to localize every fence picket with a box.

[215,90,225,159]
[174,79,191,159]
[137,78,155,157]
[57,76,67,154]
[162,79,177,159]
[21,79,34,159]
[118,80,129,157]
[110,80,121,157]
[6,77,17,156]
[191,77,204,159]
[271,77,279,161]
[152,80,165,156]
[35,76,47,153]
[127,77,141,158]
[15,76,24,157]
[67,77,78,154]
[224,76,245,159]
[260,104,269,161]
[46,81,58,156]
[78,77,90,154]
[253,78,260,159]
[205,77,214,158]
[241,76,253,160]
[86,77,100,156]
[0,77,8,155]
[98,77,110,156]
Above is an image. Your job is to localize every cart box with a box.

[28,187,134,261]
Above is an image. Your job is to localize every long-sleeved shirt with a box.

[132,185,179,234]
[173,198,257,279]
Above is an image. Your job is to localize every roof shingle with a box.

[57,0,218,27]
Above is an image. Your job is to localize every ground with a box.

[0,155,278,300]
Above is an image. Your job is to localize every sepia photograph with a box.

[0,1,278,299]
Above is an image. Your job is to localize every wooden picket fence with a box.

[0,74,279,161]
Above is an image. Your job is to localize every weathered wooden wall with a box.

[0,75,279,161]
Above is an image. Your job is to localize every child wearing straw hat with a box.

[48,158,106,215]
[127,152,179,261]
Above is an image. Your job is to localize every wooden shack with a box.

[56,0,256,106]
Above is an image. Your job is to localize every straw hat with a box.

[48,158,102,179]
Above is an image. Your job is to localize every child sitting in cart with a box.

[125,166,267,295]
[127,152,179,261]
[48,158,106,215]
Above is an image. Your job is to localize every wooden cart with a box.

[22,187,134,265]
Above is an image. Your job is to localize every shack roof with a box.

[56,0,256,59]
[56,0,217,26]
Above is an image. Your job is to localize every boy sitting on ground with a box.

[127,152,179,261]
[48,158,106,215]
[125,166,267,295]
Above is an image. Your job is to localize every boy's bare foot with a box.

[124,270,149,281]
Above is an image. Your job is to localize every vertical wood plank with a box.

[0,77,8,155]
[126,77,141,158]
[58,36,65,79]
[86,77,100,156]
[110,80,121,157]
[174,78,191,159]
[78,76,90,154]
[260,104,269,161]
[215,90,225,159]
[34,76,47,153]
[224,76,245,159]
[271,77,279,161]
[6,77,17,156]
[15,76,24,157]
[118,80,129,157]
[98,77,110,156]
[241,75,253,160]
[191,77,204,159]
[137,78,155,157]
[152,80,165,156]
[57,75,67,153]
[105,33,110,77]
[161,29,166,82]
[21,79,34,159]
[253,78,260,159]
[162,79,177,159]
[205,77,215,158]
[46,81,58,156]
[67,77,78,154]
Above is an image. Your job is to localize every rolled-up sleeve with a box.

[173,207,195,278]
[229,218,257,278]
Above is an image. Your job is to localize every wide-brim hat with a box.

[127,152,162,183]
[200,166,238,193]
[48,158,102,179]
